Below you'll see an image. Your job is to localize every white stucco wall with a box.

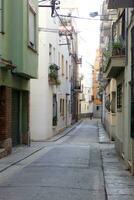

[30,8,72,141]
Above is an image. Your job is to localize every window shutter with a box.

[131,27,134,138]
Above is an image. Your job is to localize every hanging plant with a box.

[48,64,60,86]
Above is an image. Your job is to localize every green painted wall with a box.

[0,0,38,90]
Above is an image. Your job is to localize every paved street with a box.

[0,119,133,200]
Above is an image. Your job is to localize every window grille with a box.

[117,84,122,109]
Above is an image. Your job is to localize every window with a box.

[69,65,71,81]
[0,0,4,33]
[60,99,62,114]
[60,99,64,116]
[53,94,57,126]
[53,47,55,63]
[68,100,71,114]
[61,55,64,75]
[111,92,116,113]
[105,94,110,112]
[28,5,36,49]
[63,99,64,116]
[117,84,122,109]
[132,27,134,69]
[49,44,52,64]
[121,11,125,40]
[96,106,100,111]
[131,26,134,138]
[66,61,68,79]
[58,52,60,66]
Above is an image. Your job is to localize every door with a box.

[65,95,68,127]
[53,94,57,126]
[11,90,20,146]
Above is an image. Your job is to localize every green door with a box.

[11,90,20,146]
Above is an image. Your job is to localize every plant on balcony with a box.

[112,41,125,56]
[103,49,111,72]
[48,64,60,86]
[112,41,122,55]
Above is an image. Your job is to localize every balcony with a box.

[74,81,83,93]
[104,42,126,78]
[108,0,134,9]
[76,57,82,65]
[48,64,60,86]
[79,93,85,101]
[0,57,16,70]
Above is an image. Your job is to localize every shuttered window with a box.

[49,44,52,64]
[28,6,36,49]
[66,61,68,79]
[117,84,122,109]
[0,0,4,33]
[131,26,134,138]
[60,99,65,116]
[61,55,64,75]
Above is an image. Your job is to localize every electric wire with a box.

[55,9,74,54]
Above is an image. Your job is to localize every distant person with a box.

[90,113,93,120]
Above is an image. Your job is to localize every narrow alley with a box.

[0,120,105,200]
[0,120,133,200]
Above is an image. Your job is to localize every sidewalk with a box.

[0,122,79,173]
[98,122,134,200]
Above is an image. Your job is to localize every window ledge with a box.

[28,45,38,53]
[111,113,116,116]
[117,108,122,112]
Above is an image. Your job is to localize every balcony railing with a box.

[74,81,83,93]
[0,57,16,70]
[76,57,82,65]
[108,0,134,9]
[103,40,126,78]
[79,93,85,101]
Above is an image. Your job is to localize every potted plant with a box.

[112,41,122,56]
[48,64,60,86]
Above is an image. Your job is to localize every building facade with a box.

[100,0,117,139]
[30,5,81,141]
[0,0,38,156]
[101,0,134,174]
[92,49,102,118]
[81,86,93,118]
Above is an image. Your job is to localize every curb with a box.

[97,121,110,144]
[46,120,82,142]
[0,121,83,173]
[0,145,46,173]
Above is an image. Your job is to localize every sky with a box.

[61,0,103,86]
[77,0,103,60]
[60,0,103,62]
[76,0,103,86]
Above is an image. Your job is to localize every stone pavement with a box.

[0,122,78,173]
[0,119,106,200]
[0,119,133,200]
[98,121,134,200]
